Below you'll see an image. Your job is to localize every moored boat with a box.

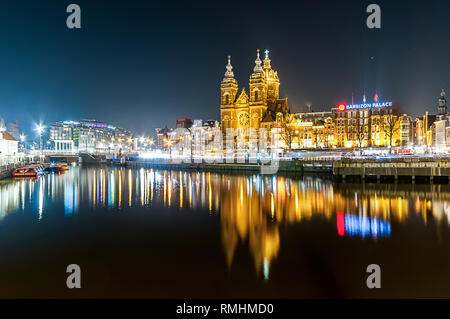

[12,164,45,177]
[44,162,69,172]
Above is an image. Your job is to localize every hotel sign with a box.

[342,101,393,111]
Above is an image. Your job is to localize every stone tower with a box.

[438,88,447,117]
[220,56,239,132]
[249,49,268,131]
[263,50,280,103]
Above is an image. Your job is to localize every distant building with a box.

[50,119,133,153]
[399,115,413,147]
[0,131,18,156]
[431,90,448,150]
[189,120,221,156]
[176,118,193,129]
[155,125,172,150]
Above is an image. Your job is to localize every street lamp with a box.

[148,138,154,150]
[166,139,173,159]
[35,124,45,154]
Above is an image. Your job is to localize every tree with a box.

[383,112,400,151]
[280,114,295,150]
[355,117,366,148]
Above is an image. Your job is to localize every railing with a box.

[0,154,45,169]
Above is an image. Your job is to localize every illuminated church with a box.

[220,50,290,135]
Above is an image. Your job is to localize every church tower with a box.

[438,88,447,117]
[262,50,280,103]
[220,56,239,132]
[249,49,268,131]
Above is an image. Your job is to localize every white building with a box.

[433,89,450,151]
[50,119,133,153]
[0,131,18,156]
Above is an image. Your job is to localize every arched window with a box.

[225,94,229,105]
[255,90,259,102]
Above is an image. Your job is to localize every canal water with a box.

[0,165,450,298]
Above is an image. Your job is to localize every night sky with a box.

[0,0,449,137]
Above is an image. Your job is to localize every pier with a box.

[124,157,450,184]
[333,159,450,184]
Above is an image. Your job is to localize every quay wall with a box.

[334,160,450,180]
[124,160,332,174]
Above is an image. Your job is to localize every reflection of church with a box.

[220,50,290,136]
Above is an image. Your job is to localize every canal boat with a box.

[44,162,69,173]
[12,164,45,177]
[111,157,126,166]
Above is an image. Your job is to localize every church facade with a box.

[220,50,290,138]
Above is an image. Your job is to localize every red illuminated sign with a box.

[338,104,346,112]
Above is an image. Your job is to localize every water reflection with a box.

[1,167,450,281]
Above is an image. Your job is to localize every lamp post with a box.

[36,124,44,155]
[166,139,173,160]
[148,138,154,150]
[20,134,25,150]
[139,136,145,151]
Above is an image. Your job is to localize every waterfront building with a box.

[166,119,221,156]
[399,114,413,147]
[50,119,134,153]
[417,111,437,148]
[0,129,18,156]
[155,125,173,150]
[413,117,425,147]
[220,50,290,140]
[431,89,449,151]
[176,118,193,129]
[188,120,221,156]
[288,111,334,149]
[287,101,403,149]
[217,52,408,150]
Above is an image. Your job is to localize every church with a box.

[220,50,290,137]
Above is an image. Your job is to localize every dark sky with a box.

[0,0,449,137]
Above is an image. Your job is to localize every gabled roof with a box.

[268,98,290,114]
[261,110,275,123]
[1,132,17,141]
[235,88,249,104]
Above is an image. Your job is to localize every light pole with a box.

[139,136,145,151]
[20,134,25,150]
[36,124,44,154]
[166,139,173,160]
[148,138,154,150]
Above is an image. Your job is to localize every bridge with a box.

[45,154,79,164]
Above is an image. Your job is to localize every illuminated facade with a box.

[431,89,450,150]
[284,103,401,149]
[217,53,446,151]
[399,114,413,147]
[0,131,18,156]
[288,112,334,149]
[220,50,290,139]
[50,119,134,153]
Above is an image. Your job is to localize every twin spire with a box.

[224,55,234,78]
[224,49,270,79]
[253,49,263,73]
